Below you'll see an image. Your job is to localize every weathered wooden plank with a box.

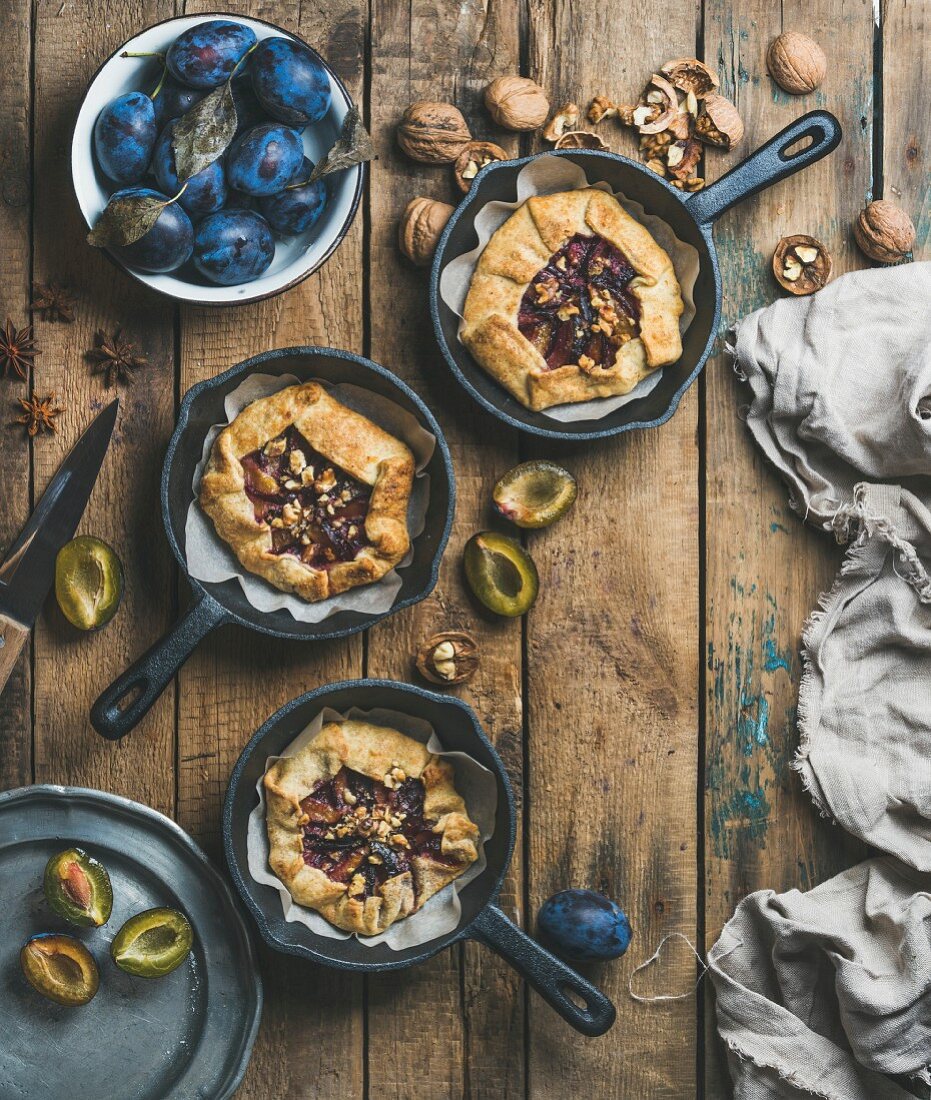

[702,1,876,1093]
[0,0,33,789]
[30,0,176,813]
[173,3,367,1098]
[525,2,701,1095]
[365,0,524,1095]
[883,0,929,256]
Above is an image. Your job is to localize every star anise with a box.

[31,282,76,323]
[0,318,38,381]
[86,327,148,388]
[13,392,63,436]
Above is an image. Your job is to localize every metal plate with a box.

[0,786,262,1100]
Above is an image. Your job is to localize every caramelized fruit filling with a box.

[517,233,640,372]
[300,766,458,899]
[241,427,371,568]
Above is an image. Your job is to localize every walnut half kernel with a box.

[773,234,833,296]
[415,631,480,686]
[453,140,508,194]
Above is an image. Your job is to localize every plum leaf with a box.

[307,106,375,182]
[87,193,167,248]
[172,81,238,182]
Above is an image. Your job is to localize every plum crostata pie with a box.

[199,382,415,602]
[461,188,684,411]
[264,720,480,935]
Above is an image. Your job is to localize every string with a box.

[628,932,708,1004]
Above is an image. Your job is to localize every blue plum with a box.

[537,889,632,962]
[250,37,331,126]
[152,77,204,127]
[152,121,228,216]
[225,123,303,196]
[231,76,265,137]
[93,92,157,184]
[166,20,257,90]
[224,188,257,212]
[257,157,327,235]
[108,187,194,273]
[192,209,275,284]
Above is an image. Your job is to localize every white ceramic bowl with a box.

[72,13,364,305]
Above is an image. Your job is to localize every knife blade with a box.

[0,400,118,692]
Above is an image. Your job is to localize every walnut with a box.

[766,32,827,95]
[484,76,550,131]
[396,101,471,163]
[695,93,744,150]
[398,197,455,267]
[587,95,621,124]
[637,74,679,134]
[773,234,833,295]
[453,140,508,193]
[660,58,720,99]
[415,631,480,686]
[554,130,608,150]
[666,136,702,181]
[542,102,580,142]
[853,200,916,264]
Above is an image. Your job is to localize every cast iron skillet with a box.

[431,110,841,440]
[91,348,455,740]
[223,678,616,1036]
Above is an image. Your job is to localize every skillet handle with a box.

[685,109,842,226]
[470,903,616,1036]
[91,591,229,740]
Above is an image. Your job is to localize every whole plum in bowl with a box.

[73,14,367,305]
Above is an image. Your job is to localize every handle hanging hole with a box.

[560,984,591,1012]
[114,681,146,714]
[782,133,815,159]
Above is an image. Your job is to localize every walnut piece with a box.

[396,101,472,163]
[638,73,679,134]
[853,200,916,264]
[766,32,827,95]
[453,140,508,193]
[542,102,580,142]
[695,93,744,150]
[773,234,833,295]
[554,130,608,150]
[484,76,550,131]
[587,95,622,124]
[415,631,480,686]
[398,197,455,267]
[660,58,720,99]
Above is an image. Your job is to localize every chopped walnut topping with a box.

[282,502,300,526]
[367,853,383,865]
[343,789,357,805]
[578,354,596,372]
[315,468,337,494]
[289,449,306,475]
[556,303,580,321]
[391,766,407,782]
[534,280,557,305]
[391,834,411,849]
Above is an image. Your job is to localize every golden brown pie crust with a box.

[199,382,415,602]
[264,720,480,935]
[461,188,684,411]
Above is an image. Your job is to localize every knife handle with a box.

[0,613,29,695]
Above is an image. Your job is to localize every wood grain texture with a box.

[0,615,30,701]
[366,0,525,1095]
[30,0,176,815]
[0,0,33,789]
[525,2,700,1096]
[702,1,876,1094]
[172,3,366,1098]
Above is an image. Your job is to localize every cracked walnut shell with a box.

[767,32,827,95]
[484,76,550,131]
[397,101,472,164]
[695,94,744,150]
[454,141,508,193]
[853,200,916,264]
[554,130,608,150]
[660,58,720,99]
[415,632,479,685]
[398,197,455,266]
[773,235,832,295]
[542,103,580,142]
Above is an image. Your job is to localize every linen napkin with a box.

[709,857,931,1100]
[732,263,931,531]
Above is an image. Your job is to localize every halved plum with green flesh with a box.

[55,536,124,631]
[44,847,113,927]
[493,461,577,528]
[111,908,194,978]
[464,532,539,617]
[21,934,99,1006]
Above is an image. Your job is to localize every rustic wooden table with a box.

[1,0,927,1095]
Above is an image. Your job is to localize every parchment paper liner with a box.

[247,706,497,949]
[185,373,435,623]
[439,154,700,422]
